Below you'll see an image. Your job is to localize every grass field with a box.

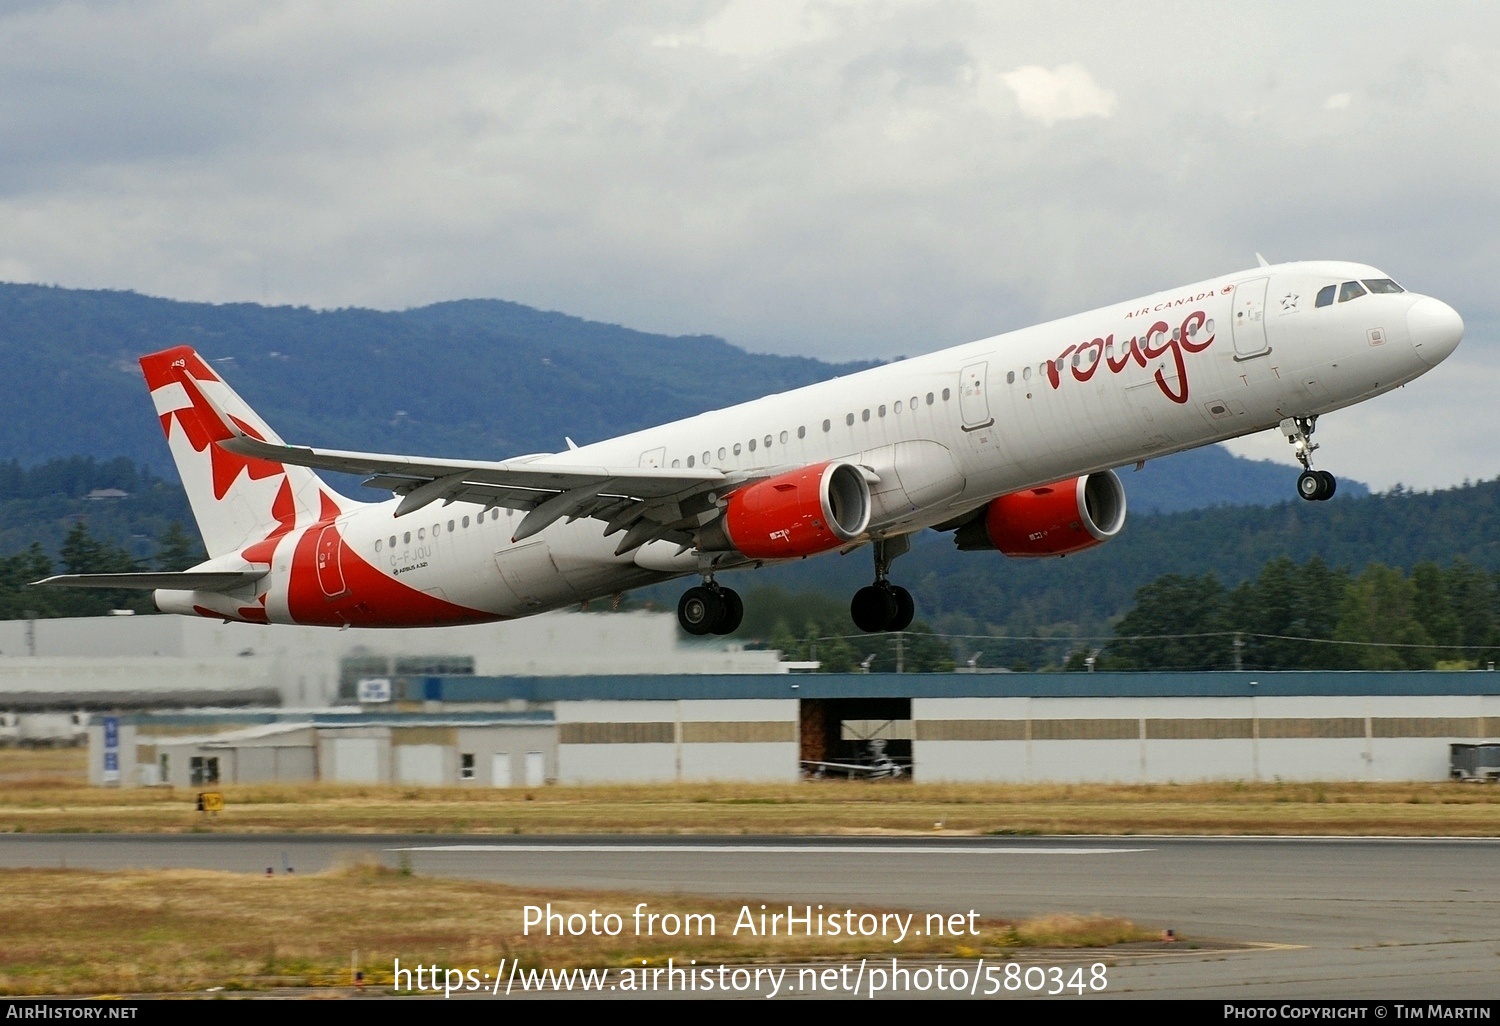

[0,864,1149,995]
[0,749,1497,835]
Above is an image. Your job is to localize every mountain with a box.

[0,282,1358,513]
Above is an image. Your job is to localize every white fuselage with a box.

[164,260,1463,626]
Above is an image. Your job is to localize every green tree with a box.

[1102,573,1230,670]
[1223,556,1350,669]
[154,522,205,571]
[1333,563,1434,669]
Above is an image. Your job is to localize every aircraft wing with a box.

[219,432,737,554]
[32,570,268,592]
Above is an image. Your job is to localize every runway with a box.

[2,834,1497,999]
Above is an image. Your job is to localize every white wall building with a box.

[0,610,782,711]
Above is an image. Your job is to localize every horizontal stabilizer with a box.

[31,570,268,592]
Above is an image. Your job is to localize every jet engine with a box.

[698,461,871,559]
[955,470,1127,556]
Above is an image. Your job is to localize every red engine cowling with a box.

[956,470,1127,556]
[699,461,872,559]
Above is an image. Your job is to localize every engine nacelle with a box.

[956,470,1127,557]
[699,461,872,559]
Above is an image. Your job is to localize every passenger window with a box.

[894,400,903,413]
[461,517,469,529]
[403,532,411,543]
[747,438,756,452]
[447,520,455,532]
[797,426,806,439]
[671,459,680,468]
[1315,285,1336,307]
[942,388,951,400]
[846,413,855,426]
[432,524,440,535]
[703,451,711,464]
[733,443,741,456]
[1362,278,1405,294]
[1338,280,1367,303]
[780,430,789,443]
[477,511,484,523]
[1022,366,1031,380]
[718,447,727,460]
[1007,371,1015,383]
[375,539,382,552]
[388,535,397,547]
[861,409,870,422]
[823,420,831,432]
[925,392,934,405]
[765,434,773,447]
[687,455,695,468]
[877,405,886,417]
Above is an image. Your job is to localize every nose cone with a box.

[1408,296,1464,366]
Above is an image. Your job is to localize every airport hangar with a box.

[86,670,1500,789]
[1,610,1493,787]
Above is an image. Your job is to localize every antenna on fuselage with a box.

[565,437,579,450]
[1255,252,1270,267]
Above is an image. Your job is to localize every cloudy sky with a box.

[1,1,1495,490]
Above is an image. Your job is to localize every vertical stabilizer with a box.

[139,347,354,558]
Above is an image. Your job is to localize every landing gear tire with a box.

[678,586,724,636]
[1297,470,1323,501]
[1297,469,1337,502]
[711,587,743,635]
[852,585,897,633]
[887,586,915,632]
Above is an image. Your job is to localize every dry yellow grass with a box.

[0,746,86,784]
[0,866,1148,995]
[0,773,1496,835]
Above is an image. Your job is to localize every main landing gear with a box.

[1281,415,1337,502]
[851,536,916,634]
[677,580,743,636]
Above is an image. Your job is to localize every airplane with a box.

[35,260,1464,636]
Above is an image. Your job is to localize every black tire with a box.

[1317,470,1337,501]
[678,586,724,636]
[851,585,897,633]
[886,586,915,632]
[712,588,744,635]
[1297,470,1322,501]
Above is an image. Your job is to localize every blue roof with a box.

[419,670,1500,702]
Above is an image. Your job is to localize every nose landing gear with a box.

[851,536,917,633]
[677,580,743,636]
[1282,416,1337,502]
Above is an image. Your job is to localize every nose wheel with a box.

[1297,469,1337,502]
[677,582,743,636]
[1282,416,1338,502]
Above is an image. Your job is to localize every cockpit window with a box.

[1362,278,1404,294]
[1338,280,1368,303]
[1315,285,1336,308]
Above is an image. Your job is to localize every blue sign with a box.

[102,716,120,783]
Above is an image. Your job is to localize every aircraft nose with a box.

[1407,296,1464,367]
